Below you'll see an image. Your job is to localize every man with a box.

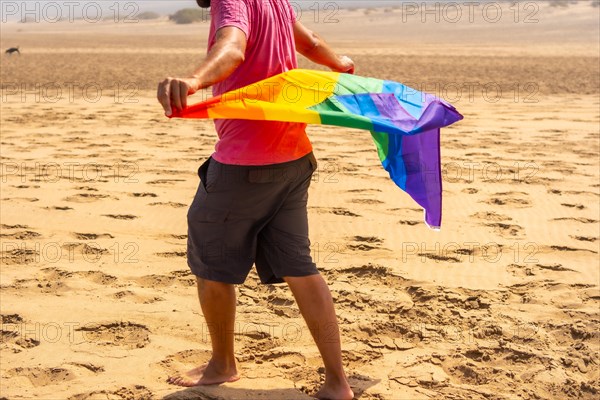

[157,1,354,399]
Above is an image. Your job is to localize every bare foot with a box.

[167,360,240,387]
[314,382,354,400]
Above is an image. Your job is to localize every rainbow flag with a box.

[169,69,463,229]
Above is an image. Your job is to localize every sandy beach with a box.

[1,1,599,399]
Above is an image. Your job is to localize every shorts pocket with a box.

[188,175,231,224]
[188,204,230,223]
[197,157,212,193]
[307,152,318,172]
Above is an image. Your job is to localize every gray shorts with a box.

[186,152,319,284]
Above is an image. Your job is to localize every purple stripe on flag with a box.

[368,94,452,228]
[369,93,416,132]
[402,128,442,228]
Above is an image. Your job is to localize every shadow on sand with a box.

[162,376,380,399]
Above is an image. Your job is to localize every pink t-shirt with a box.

[208,0,313,166]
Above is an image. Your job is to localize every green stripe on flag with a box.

[335,74,384,95]
[370,131,389,163]
[309,97,374,131]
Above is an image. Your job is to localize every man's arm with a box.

[293,21,354,74]
[157,26,247,116]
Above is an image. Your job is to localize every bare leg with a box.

[284,274,354,400]
[167,277,240,386]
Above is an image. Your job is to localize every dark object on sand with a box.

[5,47,20,55]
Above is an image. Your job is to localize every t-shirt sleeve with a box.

[286,0,298,23]
[212,0,250,38]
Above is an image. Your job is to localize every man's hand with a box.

[157,77,201,117]
[336,55,355,74]
[157,26,246,118]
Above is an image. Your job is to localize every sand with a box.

[1,1,599,399]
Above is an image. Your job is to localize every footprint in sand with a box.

[570,235,598,242]
[549,189,600,197]
[102,214,138,220]
[310,207,361,217]
[254,349,307,371]
[341,165,359,173]
[485,222,524,237]
[51,206,73,211]
[265,293,299,318]
[61,243,108,257]
[7,367,75,387]
[0,224,29,230]
[130,192,158,198]
[552,217,598,224]
[346,236,386,251]
[148,202,187,208]
[353,320,417,351]
[485,192,531,207]
[349,236,383,244]
[347,188,382,193]
[398,220,419,226]
[75,322,150,349]
[350,198,385,205]
[471,211,512,221]
[507,263,574,277]
[13,184,40,189]
[112,290,165,304]
[1,314,41,350]
[334,264,408,289]
[1,197,39,202]
[550,245,598,254]
[146,179,185,185]
[68,385,153,400]
[331,207,361,217]
[39,267,70,281]
[337,263,390,279]
[31,278,70,294]
[0,230,41,240]
[155,251,186,258]
[36,267,119,290]
[444,362,493,386]
[72,232,114,240]
[536,263,574,272]
[561,203,586,209]
[76,271,119,285]
[389,207,424,213]
[65,193,113,203]
[134,274,176,288]
[417,252,461,263]
[171,269,195,285]
[236,333,288,363]
[67,363,105,374]
[1,313,24,325]
[158,349,214,378]
[1,248,38,265]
